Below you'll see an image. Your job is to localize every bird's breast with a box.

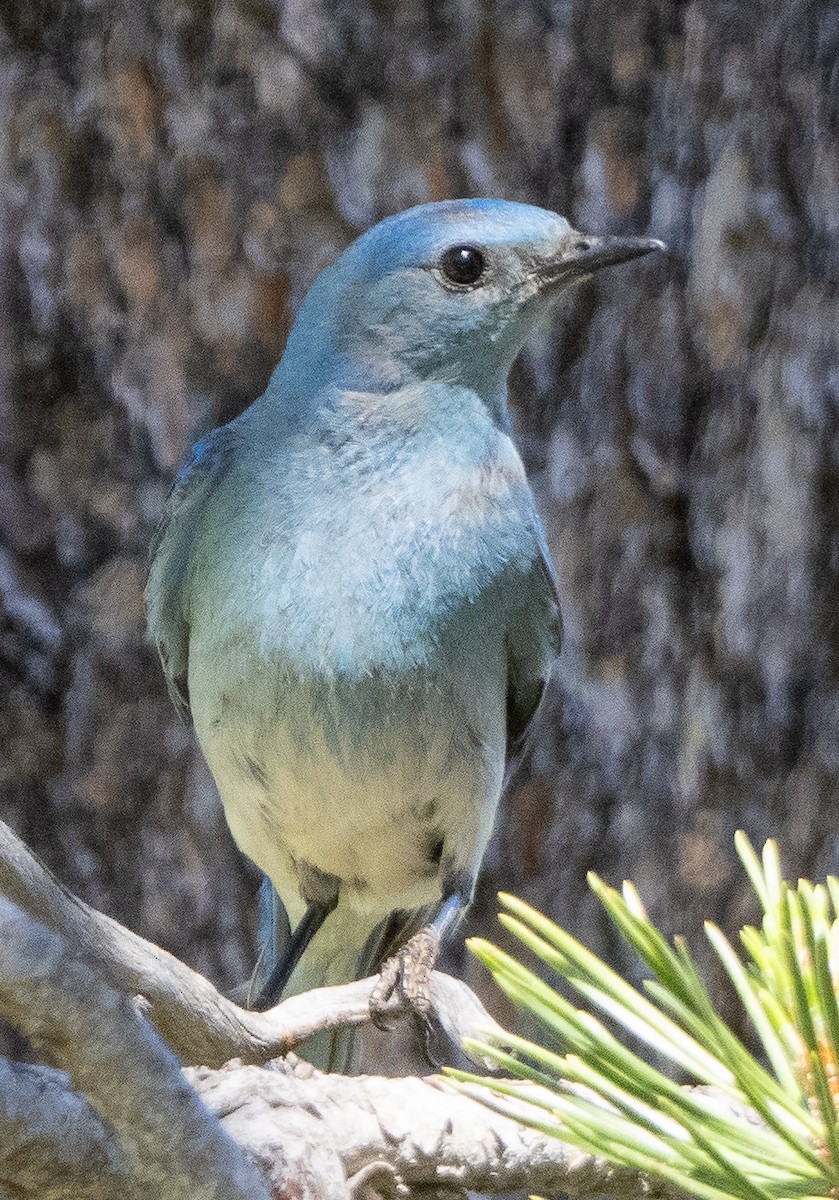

[191,649,507,918]
[214,423,542,677]
[185,413,538,908]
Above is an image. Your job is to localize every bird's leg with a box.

[369,890,465,1029]
[249,891,338,1010]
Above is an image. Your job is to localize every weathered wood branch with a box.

[1,1043,677,1200]
[0,1058,130,1200]
[0,817,503,1068]
[190,1058,678,1200]
[0,817,750,1199]
[0,895,270,1199]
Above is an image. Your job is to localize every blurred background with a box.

[1,0,838,1052]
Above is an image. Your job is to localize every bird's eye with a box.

[439,244,486,286]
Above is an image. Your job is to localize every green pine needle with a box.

[447,834,839,1200]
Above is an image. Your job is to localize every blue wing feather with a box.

[146,428,232,718]
[505,515,562,761]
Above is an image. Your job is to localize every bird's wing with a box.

[505,517,563,765]
[145,428,233,719]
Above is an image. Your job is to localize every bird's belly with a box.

[193,662,506,922]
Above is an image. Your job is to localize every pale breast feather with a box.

[244,426,544,678]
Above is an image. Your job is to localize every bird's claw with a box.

[369,925,441,1031]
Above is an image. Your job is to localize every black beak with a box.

[537,234,667,287]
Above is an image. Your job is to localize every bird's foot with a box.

[369,924,441,1030]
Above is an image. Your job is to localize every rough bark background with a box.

[1,0,838,1053]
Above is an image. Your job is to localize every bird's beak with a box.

[535,234,667,288]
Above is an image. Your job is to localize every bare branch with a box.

[0,818,687,1198]
[0,817,504,1068]
[0,865,737,1200]
[195,1059,626,1200]
[0,896,271,1200]
[0,1046,685,1200]
[0,1058,130,1200]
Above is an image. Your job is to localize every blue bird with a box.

[146,198,663,1070]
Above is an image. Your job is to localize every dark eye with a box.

[439,244,486,286]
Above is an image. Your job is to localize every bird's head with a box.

[275,199,665,421]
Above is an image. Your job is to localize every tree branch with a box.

[0,1058,130,1200]
[0,1045,682,1200]
[0,817,503,1068]
[0,818,752,1200]
[0,895,271,1199]
[190,1057,674,1200]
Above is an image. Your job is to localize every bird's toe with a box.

[369,925,442,1030]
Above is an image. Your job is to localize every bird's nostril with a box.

[574,240,591,252]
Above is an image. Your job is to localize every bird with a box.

[145,198,664,1070]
